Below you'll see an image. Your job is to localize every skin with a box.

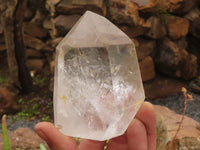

[34,102,157,150]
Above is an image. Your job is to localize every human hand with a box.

[34,102,156,150]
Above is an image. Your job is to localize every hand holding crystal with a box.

[34,102,156,150]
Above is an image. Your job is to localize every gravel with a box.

[0,119,40,133]
[147,90,200,123]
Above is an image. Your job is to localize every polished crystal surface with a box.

[54,11,145,141]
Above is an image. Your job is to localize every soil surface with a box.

[0,50,53,132]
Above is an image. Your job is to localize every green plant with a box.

[42,115,50,122]
[18,103,40,119]
[72,138,108,149]
[2,115,11,150]
[2,115,48,150]
[33,73,49,87]
[153,0,174,22]
[104,140,109,150]
[18,98,24,104]
[0,73,10,84]
[27,99,34,104]
[0,77,4,84]
[74,137,81,145]
[197,78,200,86]
[9,102,40,121]
[39,143,47,150]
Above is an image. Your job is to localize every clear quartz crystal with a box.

[54,11,145,141]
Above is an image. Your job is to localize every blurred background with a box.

[0,0,199,149]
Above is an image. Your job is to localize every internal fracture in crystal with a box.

[54,11,145,141]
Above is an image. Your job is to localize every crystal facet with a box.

[54,11,145,141]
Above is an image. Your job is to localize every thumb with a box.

[34,122,78,150]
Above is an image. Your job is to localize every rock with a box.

[190,18,200,39]
[0,128,50,150]
[138,0,158,13]
[134,38,156,60]
[24,7,35,21]
[174,37,188,49]
[72,0,106,15]
[47,0,61,5]
[50,52,55,75]
[108,0,141,25]
[56,0,106,15]
[30,10,47,25]
[27,59,45,71]
[49,77,54,92]
[54,15,81,37]
[189,76,200,94]
[155,38,198,80]
[156,113,169,150]
[172,137,200,150]
[0,24,3,35]
[139,56,156,82]
[26,49,44,59]
[184,8,200,39]
[119,18,151,38]
[56,1,85,15]
[0,87,18,116]
[167,0,198,14]
[119,25,148,38]
[144,76,186,99]
[23,22,48,39]
[143,0,198,16]
[26,0,46,14]
[151,0,198,14]
[50,59,55,75]
[24,34,53,51]
[131,0,150,6]
[0,35,5,43]
[44,0,55,33]
[72,0,104,8]
[184,7,200,22]
[146,16,166,39]
[43,19,53,30]
[187,35,200,64]
[154,105,200,150]
[166,16,190,40]
[28,0,49,25]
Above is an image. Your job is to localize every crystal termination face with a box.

[54,11,145,141]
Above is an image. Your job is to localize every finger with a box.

[135,102,157,150]
[79,139,106,150]
[127,118,148,150]
[106,133,128,150]
[34,122,77,150]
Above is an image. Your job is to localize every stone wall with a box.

[0,0,200,96]
[51,0,200,81]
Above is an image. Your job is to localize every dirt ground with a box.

[0,50,54,123]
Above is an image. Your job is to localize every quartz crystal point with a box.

[54,11,145,141]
